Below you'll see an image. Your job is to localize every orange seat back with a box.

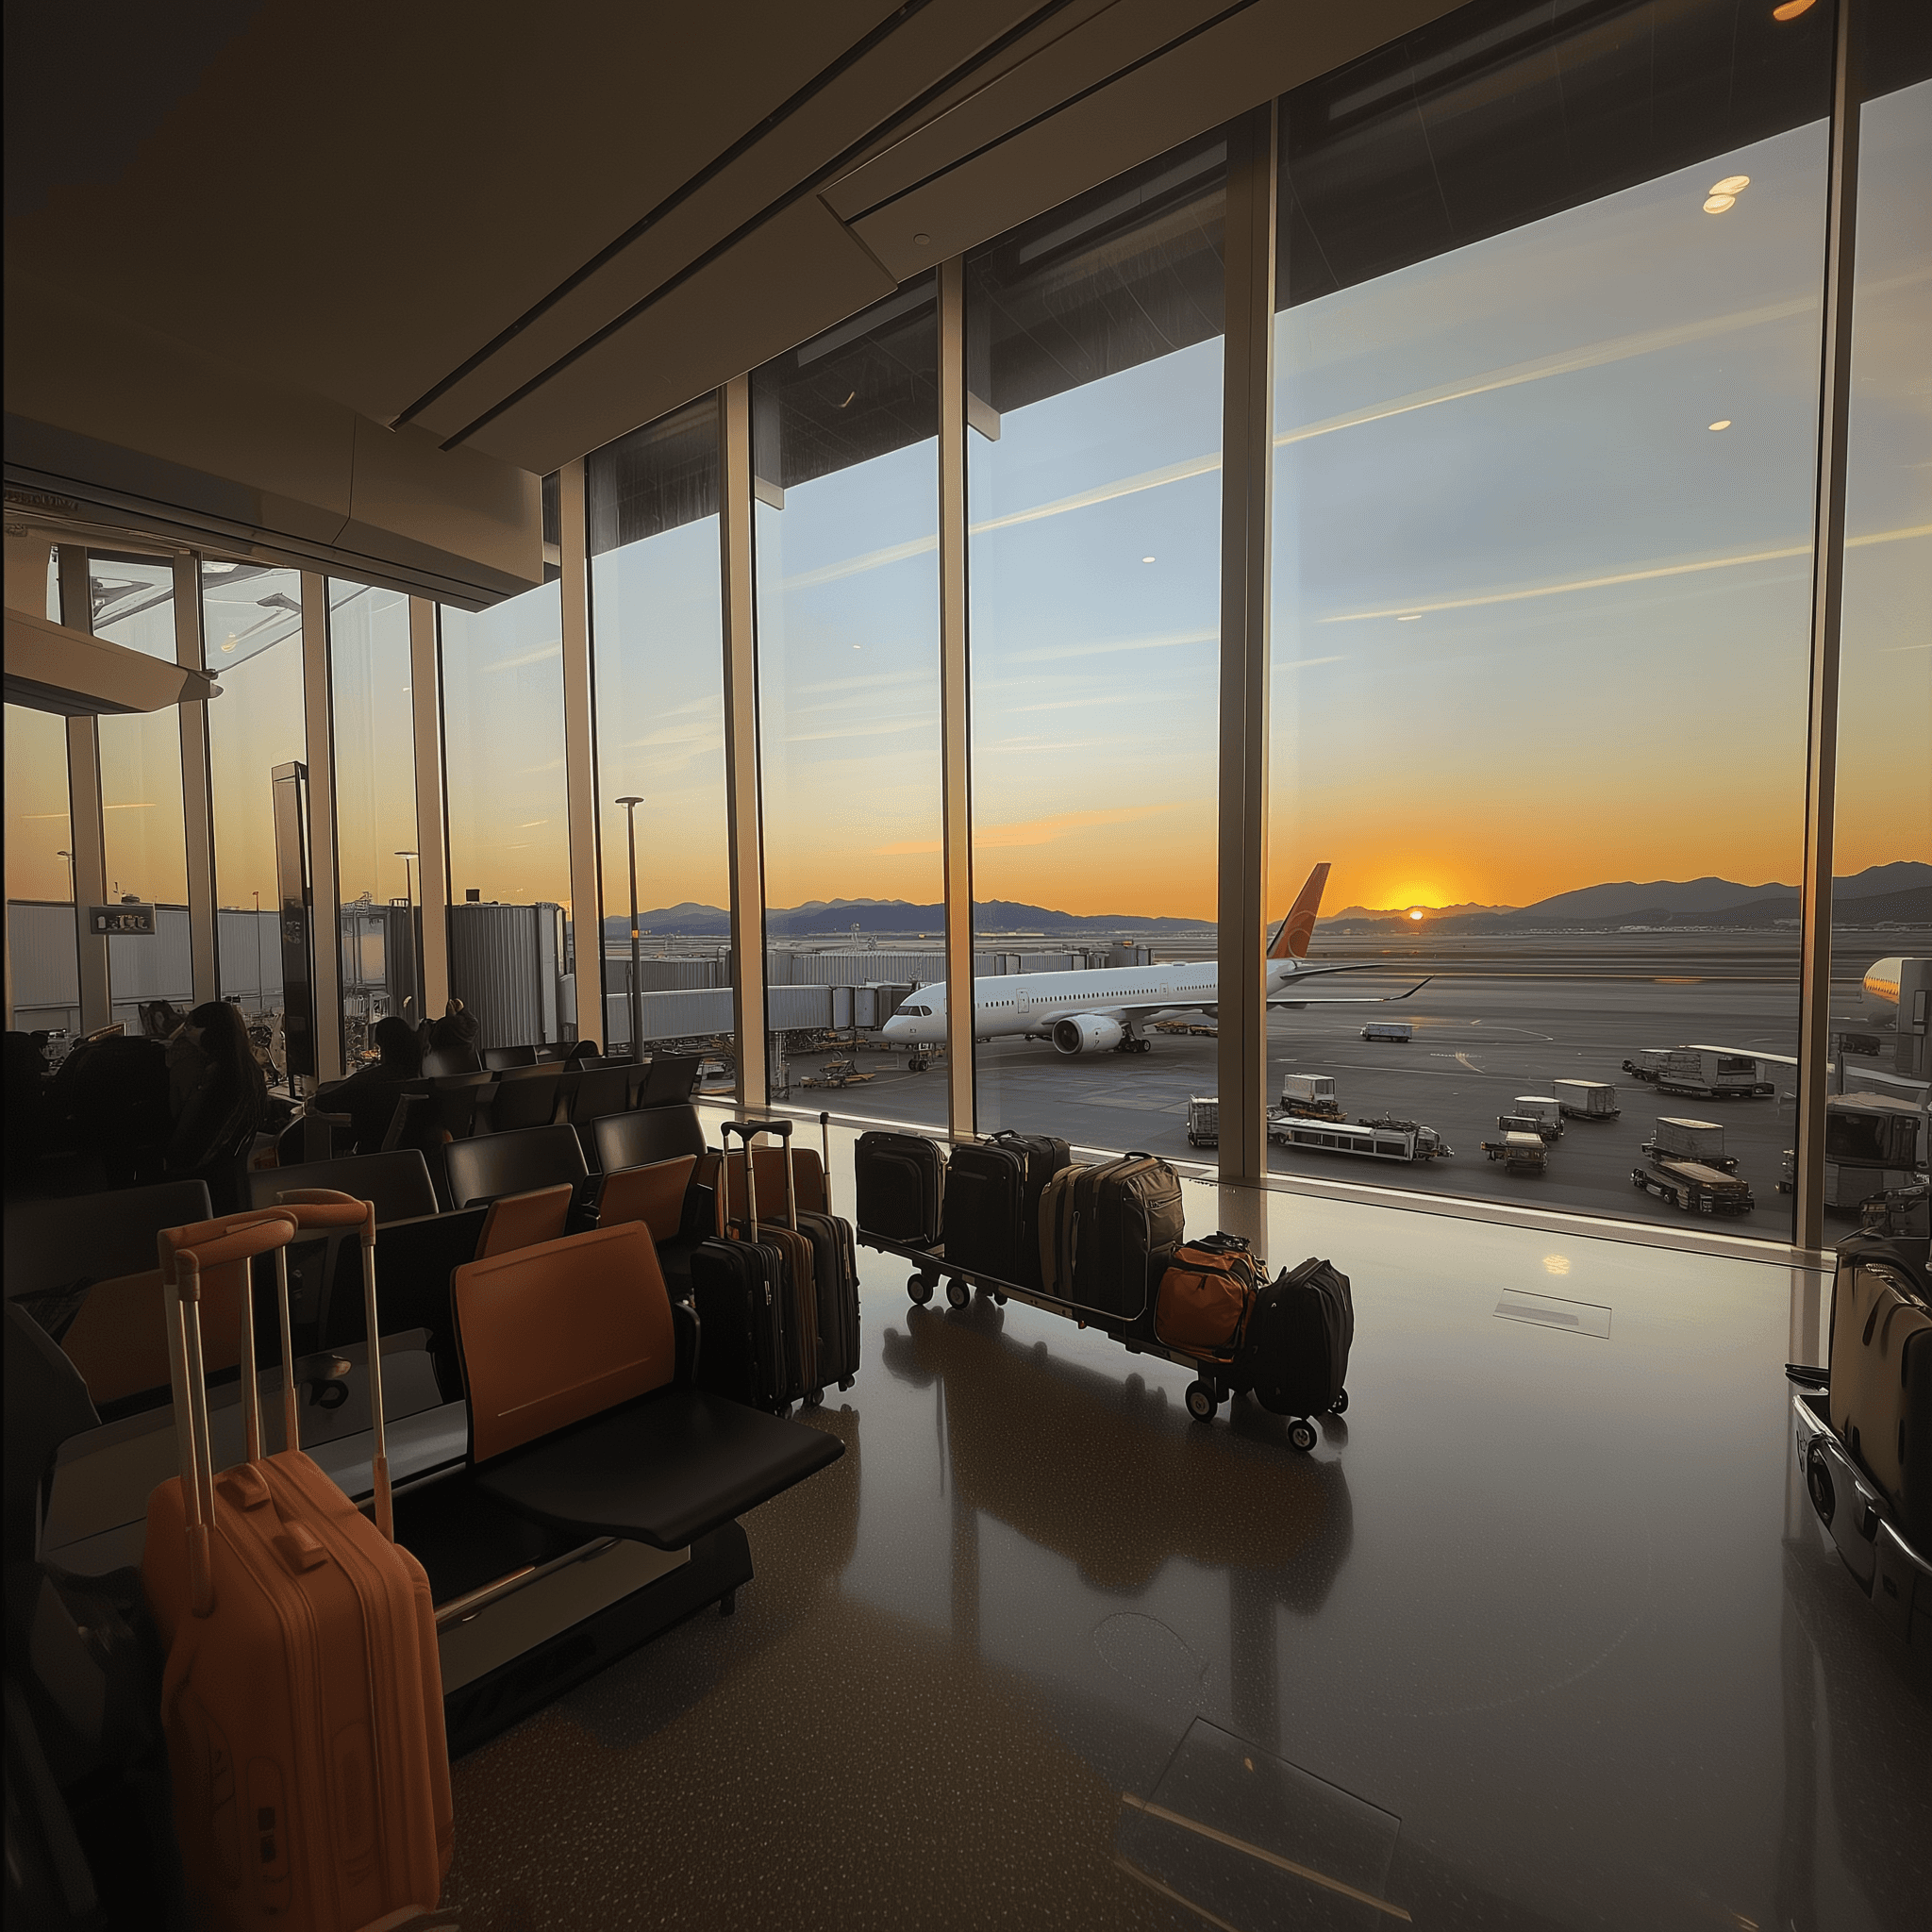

[596,1157,696,1244]
[453,1223,675,1463]
[475,1182,575,1259]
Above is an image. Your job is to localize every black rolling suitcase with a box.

[691,1124,793,1411]
[856,1130,945,1245]
[1055,1153,1184,1323]
[795,1113,861,1393]
[942,1129,1072,1290]
[1242,1257,1354,1430]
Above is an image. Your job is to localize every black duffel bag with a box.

[1242,1257,1354,1420]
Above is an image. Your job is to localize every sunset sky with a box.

[8,92,1924,935]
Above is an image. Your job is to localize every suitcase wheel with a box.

[908,1274,935,1306]
[1288,1418,1318,1452]
[1185,1380,1219,1423]
[839,1376,854,1392]
[993,1291,1008,1306]
[1330,1389,1349,1415]
[808,1387,824,1407]
[945,1278,971,1310]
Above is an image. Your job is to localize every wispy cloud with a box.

[1010,626,1217,664]
[784,716,938,745]
[484,642,562,672]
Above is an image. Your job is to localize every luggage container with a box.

[1622,1047,1672,1081]
[1511,1096,1564,1141]
[1360,1021,1413,1043]
[1278,1073,1343,1120]
[1554,1078,1620,1120]
[1824,1093,1924,1169]
[1654,1047,1774,1100]
[1186,1096,1219,1148]
[1481,1131,1548,1174]
[1644,1117,1732,1167]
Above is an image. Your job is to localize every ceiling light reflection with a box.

[1710,175,1751,195]
[1704,193,1736,214]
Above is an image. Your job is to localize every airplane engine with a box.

[1052,1013,1124,1056]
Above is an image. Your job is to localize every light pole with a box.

[395,851,420,1020]
[253,890,263,1012]
[615,797,644,1058]
[57,850,75,902]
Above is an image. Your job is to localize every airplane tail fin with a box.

[1268,863,1331,960]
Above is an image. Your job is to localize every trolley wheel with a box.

[908,1274,935,1306]
[1330,1389,1348,1415]
[993,1291,1008,1306]
[839,1376,854,1393]
[808,1387,824,1407]
[1185,1380,1219,1423]
[1288,1418,1318,1452]
[908,1057,925,1073]
[946,1278,971,1309]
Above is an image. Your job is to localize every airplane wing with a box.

[1108,976,1434,1024]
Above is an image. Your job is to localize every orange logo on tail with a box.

[1268,863,1330,960]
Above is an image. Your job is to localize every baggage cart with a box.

[1481,1132,1548,1174]
[1511,1096,1564,1140]
[1360,1021,1413,1043]
[1279,1074,1344,1120]
[1553,1078,1620,1120]
[1631,1156,1754,1215]
[1186,1096,1218,1148]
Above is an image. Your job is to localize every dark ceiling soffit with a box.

[436,0,1086,453]
[390,0,942,432]
[839,0,1262,228]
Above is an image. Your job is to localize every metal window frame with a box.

[408,596,452,1018]
[939,255,977,1140]
[301,571,344,1082]
[173,551,217,1006]
[719,374,769,1109]
[1216,103,1277,1188]
[57,545,111,1035]
[557,458,603,1044]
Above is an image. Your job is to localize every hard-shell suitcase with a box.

[943,1130,1073,1290]
[691,1123,803,1410]
[795,1113,861,1394]
[1242,1257,1354,1421]
[142,1193,452,1930]
[1055,1153,1185,1323]
[856,1130,945,1246]
[720,1123,818,1398]
[1038,1164,1091,1299]
[1828,1233,1931,1545]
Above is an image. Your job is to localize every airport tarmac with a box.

[788,936,1918,1241]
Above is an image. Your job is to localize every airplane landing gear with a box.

[1114,1037,1152,1056]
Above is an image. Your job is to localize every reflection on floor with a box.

[440,1130,1931,1929]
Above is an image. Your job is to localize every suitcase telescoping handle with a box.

[820,1111,832,1216]
[722,1117,798,1236]
[159,1210,300,1620]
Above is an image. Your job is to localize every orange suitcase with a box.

[142,1191,453,1929]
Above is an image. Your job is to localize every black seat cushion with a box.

[593,1104,705,1174]
[474,1388,842,1550]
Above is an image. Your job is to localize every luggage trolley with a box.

[858,1230,1337,1451]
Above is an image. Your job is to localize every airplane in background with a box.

[879,862,1430,1058]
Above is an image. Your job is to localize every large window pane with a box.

[588,398,729,1062]
[1266,0,1832,1233]
[1829,64,1932,1208]
[91,553,191,1022]
[754,281,942,1124]
[5,702,77,1035]
[440,585,574,1049]
[967,138,1226,1146]
[328,580,420,1062]
[203,563,303,1049]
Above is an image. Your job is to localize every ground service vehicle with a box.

[1187,1096,1219,1148]
[1623,1047,1671,1081]
[1279,1073,1344,1119]
[1270,1113,1449,1161]
[1482,1131,1548,1174]
[1511,1096,1564,1141]
[1361,1021,1414,1043]
[1496,1113,1549,1144]
[1634,1156,1754,1215]
[1654,1048,1773,1100]
[1554,1079,1620,1120]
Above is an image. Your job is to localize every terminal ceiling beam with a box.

[719,377,769,1113]
[1215,104,1276,1189]
[1794,0,1864,1256]
[937,256,976,1141]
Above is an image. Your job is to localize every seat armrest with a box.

[671,1299,701,1388]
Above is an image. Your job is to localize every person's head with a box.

[444,998,465,1018]
[142,999,184,1039]
[373,1015,421,1071]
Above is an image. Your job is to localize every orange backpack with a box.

[1156,1238,1261,1355]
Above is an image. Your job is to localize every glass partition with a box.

[753,279,943,1124]
[966,136,1227,1149]
[1265,0,1833,1231]
[328,579,420,1063]
[1827,66,1932,1217]
[588,397,729,1063]
[440,585,574,1049]
[90,553,191,1024]
[5,703,77,1035]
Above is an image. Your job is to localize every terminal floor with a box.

[439,1138,1931,1929]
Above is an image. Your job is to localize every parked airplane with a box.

[879,863,1430,1058]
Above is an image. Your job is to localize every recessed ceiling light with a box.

[204,560,238,574]
[1141,556,1156,563]
[1772,1,1817,21]
[1709,419,1732,431]
[1704,193,1736,214]
[1710,174,1751,195]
